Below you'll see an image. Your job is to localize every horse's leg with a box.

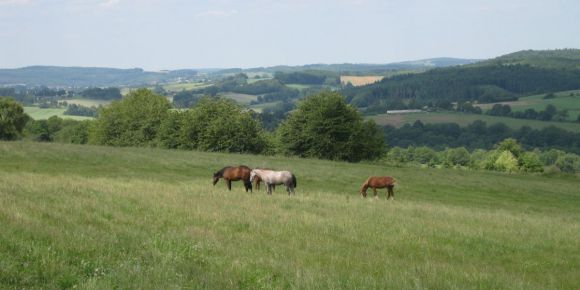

[373,187,378,198]
[227,179,232,191]
[389,186,394,200]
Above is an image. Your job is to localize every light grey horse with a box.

[250,169,297,195]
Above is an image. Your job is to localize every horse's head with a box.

[249,170,257,182]
[359,183,368,197]
[212,172,220,186]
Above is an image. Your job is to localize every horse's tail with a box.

[292,174,297,188]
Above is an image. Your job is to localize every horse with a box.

[359,176,396,199]
[252,168,275,191]
[212,165,253,192]
[250,169,296,195]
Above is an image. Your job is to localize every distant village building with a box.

[386,109,423,114]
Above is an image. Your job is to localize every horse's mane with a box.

[238,165,251,170]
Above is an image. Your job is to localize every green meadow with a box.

[370,111,580,132]
[477,90,580,120]
[0,142,578,289]
[23,107,94,121]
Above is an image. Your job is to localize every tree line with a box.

[486,103,578,122]
[0,90,385,162]
[384,120,580,154]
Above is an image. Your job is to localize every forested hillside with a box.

[342,50,580,111]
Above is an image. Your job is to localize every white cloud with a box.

[196,9,239,18]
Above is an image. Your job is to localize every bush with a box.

[445,147,471,166]
[519,152,544,172]
[540,149,565,166]
[555,154,580,173]
[494,150,519,172]
[0,97,30,140]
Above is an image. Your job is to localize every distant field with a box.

[477,89,580,120]
[220,92,258,105]
[340,76,384,87]
[163,82,211,92]
[247,77,272,84]
[23,107,94,121]
[286,83,313,90]
[60,98,111,107]
[248,101,282,113]
[370,111,580,132]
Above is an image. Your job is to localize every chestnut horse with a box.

[360,176,396,199]
[212,165,253,192]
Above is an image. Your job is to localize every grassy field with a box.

[477,90,580,120]
[248,101,282,113]
[370,111,580,132]
[61,99,111,107]
[285,84,313,91]
[23,107,94,121]
[247,77,273,84]
[220,92,259,105]
[162,82,212,92]
[0,142,578,289]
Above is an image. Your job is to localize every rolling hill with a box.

[0,66,198,87]
[342,49,580,109]
[0,58,479,88]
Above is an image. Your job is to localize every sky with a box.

[1,0,579,70]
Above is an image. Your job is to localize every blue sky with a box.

[1,0,579,70]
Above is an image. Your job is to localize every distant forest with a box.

[342,64,580,111]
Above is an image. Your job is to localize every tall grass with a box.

[0,142,578,289]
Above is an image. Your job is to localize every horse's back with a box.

[224,165,251,180]
[367,176,395,188]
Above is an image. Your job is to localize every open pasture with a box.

[23,106,94,121]
[61,98,111,107]
[0,142,578,289]
[220,92,259,105]
[162,82,212,92]
[476,90,580,120]
[370,111,580,132]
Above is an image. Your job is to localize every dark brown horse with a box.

[359,176,396,199]
[212,165,253,192]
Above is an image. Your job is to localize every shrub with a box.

[555,154,580,173]
[494,150,519,172]
[519,152,544,173]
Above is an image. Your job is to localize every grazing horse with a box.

[250,169,296,195]
[212,165,253,192]
[252,168,275,191]
[360,176,396,199]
